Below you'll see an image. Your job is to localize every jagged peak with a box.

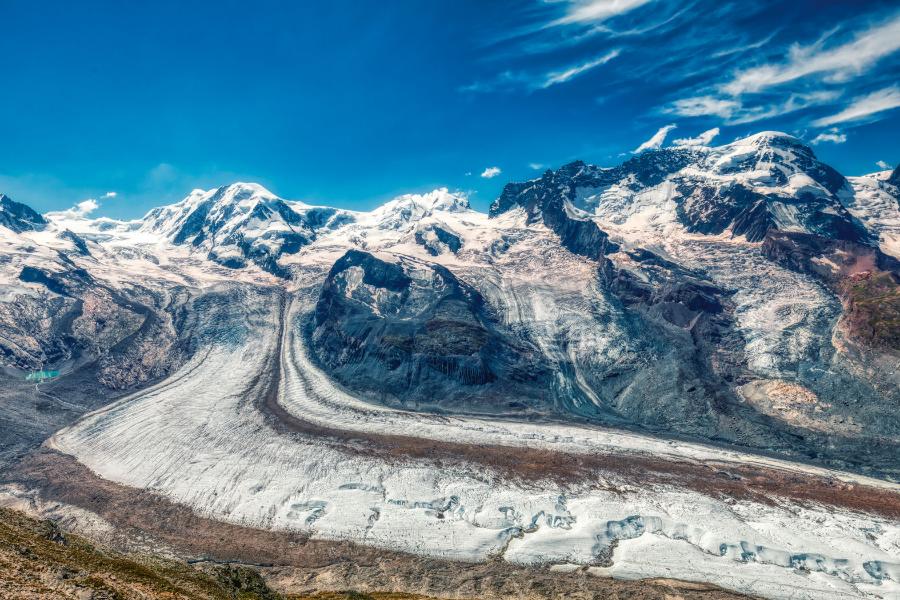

[0,193,47,233]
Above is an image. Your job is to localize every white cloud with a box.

[732,91,840,124]
[74,199,98,216]
[529,162,546,170]
[666,15,900,129]
[46,198,100,220]
[722,14,900,96]
[667,90,840,125]
[103,191,117,198]
[633,124,676,153]
[876,160,892,170]
[665,96,740,119]
[539,49,621,88]
[551,0,654,26]
[672,127,720,147]
[812,85,900,126]
[810,128,847,145]
[481,166,502,179]
[459,48,619,93]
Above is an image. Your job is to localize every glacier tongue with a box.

[46,283,900,600]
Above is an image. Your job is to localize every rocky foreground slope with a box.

[0,132,898,600]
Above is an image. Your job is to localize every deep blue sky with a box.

[1,0,898,218]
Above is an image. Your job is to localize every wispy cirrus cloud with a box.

[810,128,847,145]
[664,90,840,124]
[666,11,900,127]
[811,85,900,127]
[460,49,621,93]
[666,96,740,119]
[876,160,892,170]
[723,15,900,96]
[548,0,655,27]
[633,124,676,153]
[539,49,621,88]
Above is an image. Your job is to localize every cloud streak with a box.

[721,14,900,96]
[665,11,900,128]
[810,128,847,145]
[672,127,720,147]
[539,49,621,88]
[460,49,620,93]
[812,85,900,126]
[667,90,841,125]
[481,166,502,179]
[633,124,676,152]
[550,0,655,26]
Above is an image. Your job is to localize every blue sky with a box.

[1,0,898,218]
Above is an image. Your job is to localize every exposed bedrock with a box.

[0,193,46,233]
[307,244,900,477]
[0,275,275,469]
[311,250,557,416]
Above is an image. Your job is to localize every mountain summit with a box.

[141,183,353,275]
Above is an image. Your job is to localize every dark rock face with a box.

[596,248,750,433]
[761,230,899,284]
[58,230,91,256]
[0,194,46,233]
[490,162,618,260]
[19,266,91,297]
[492,137,867,245]
[676,184,773,242]
[414,224,462,256]
[600,249,727,324]
[311,250,554,414]
[888,165,900,189]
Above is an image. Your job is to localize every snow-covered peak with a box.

[495,131,862,245]
[696,132,821,182]
[137,182,355,276]
[140,182,310,239]
[733,131,799,145]
[366,188,471,230]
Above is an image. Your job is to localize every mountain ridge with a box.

[1,130,898,478]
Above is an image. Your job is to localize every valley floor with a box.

[0,489,754,600]
[7,285,894,600]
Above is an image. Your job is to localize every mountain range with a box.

[1,131,900,600]
[2,131,898,475]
